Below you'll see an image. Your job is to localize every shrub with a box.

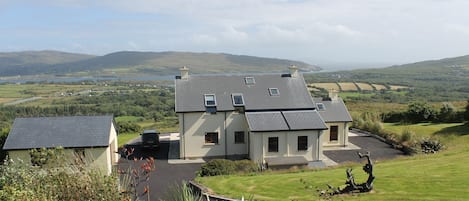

[234,160,259,173]
[420,138,445,154]
[161,181,204,201]
[199,159,236,177]
[198,159,259,177]
[400,129,415,143]
[0,156,121,201]
[369,121,383,134]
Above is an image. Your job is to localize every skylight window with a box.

[232,93,245,106]
[317,103,325,111]
[204,94,216,106]
[269,88,279,96]
[245,77,255,85]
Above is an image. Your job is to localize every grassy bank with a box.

[196,123,469,200]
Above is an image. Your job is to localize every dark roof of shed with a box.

[245,110,327,132]
[3,116,115,150]
[313,98,353,122]
[175,73,315,112]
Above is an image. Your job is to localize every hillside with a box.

[0,51,95,75]
[0,51,320,76]
[305,54,469,101]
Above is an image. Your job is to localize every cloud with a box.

[3,0,469,65]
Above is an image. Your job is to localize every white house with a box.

[314,91,353,147]
[175,66,351,167]
[2,115,119,175]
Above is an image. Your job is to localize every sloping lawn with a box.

[196,124,469,200]
[117,132,139,147]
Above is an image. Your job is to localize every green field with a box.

[117,132,140,147]
[196,123,469,200]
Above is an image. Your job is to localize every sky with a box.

[1,0,469,69]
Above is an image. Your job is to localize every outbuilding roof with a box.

[3,115,115,150]
[313,98,353,122]
[245,110,327,132]
[175,73,315,112]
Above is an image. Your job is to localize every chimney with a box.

[289,65,299,78]
[328,89,339,101]
[180,66,189,80]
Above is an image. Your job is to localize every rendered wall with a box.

[179,111,249,159]
[250,130,321,164]
[8,147,112,175]
[322,122,349,147]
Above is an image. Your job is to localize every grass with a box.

[115,115,144,123]
[372,84,387,90]
[117,132,140,147]
[338,82,358,91]
[339,92,374,99]
[355,82,374,91]
[197,123,469,200]
[310,83,340,91]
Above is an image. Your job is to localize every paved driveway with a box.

[323,131,406,164]
[118,140,202,200]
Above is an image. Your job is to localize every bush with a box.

[161,181,204,201]
[400,129,415,143]
[198,159,259,177]
[234,160,259,173]
[0,156,121,201]
[199,159,236,177]
[420,138,445,154]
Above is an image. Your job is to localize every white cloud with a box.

[4,0,469,66]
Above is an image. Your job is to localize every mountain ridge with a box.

[0,50,320,76]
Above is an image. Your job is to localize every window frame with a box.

[204,94,217,107]
[316,103,325,111]
[245,77,255,84]
[297,136,308,151]
[268,137,279,152]
[231,93,245,106]
[268,88,280,96]
[330,125,339,141]
[234,131,245,144]
[205,132,219,145]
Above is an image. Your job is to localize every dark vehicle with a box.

[141,129,160,150]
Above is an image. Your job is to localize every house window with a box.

[205,132,219,144]
[298,136,308,151]
[330,126,338,141]
[204,94,216,106]
[234,131,245,144]
[245,77,255,84]
[268,137,279,152]
[316,103,325,111]
[269,88,279,96]
[232,94,245,106]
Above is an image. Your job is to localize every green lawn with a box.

[117,132,139,147]
[196,123,469,200]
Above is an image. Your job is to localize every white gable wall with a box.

[250,130,322,164]
[8,147,113,175]
[322,122,349,147]
[179,111,249,159]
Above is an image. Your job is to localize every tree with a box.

[406,101,437,123]
[438,102,456,123]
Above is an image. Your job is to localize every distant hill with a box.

[0,51,320,76]
[305,54,469,101]
[0,51,95,75]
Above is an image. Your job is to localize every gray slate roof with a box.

[3,116,115,150]
[313,98,353,122]
[245,110,327,132]
[175,74,315,112]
